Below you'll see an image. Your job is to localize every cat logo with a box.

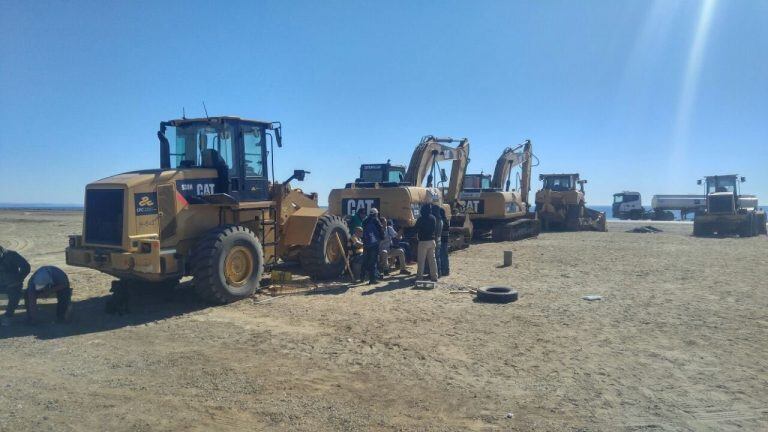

[134,192,158,216]
[138,196,154,207]
[464,199,485,214]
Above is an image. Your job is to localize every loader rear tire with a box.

[757,212,767,235]
[191,225,263,304]
[299,215,349,280]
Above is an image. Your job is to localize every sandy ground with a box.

[0,210,766,431]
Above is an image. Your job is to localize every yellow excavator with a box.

[328,135,472,252]
[459,140,540,241]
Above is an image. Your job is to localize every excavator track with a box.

[491,218,540,242]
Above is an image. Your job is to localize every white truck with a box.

[612,191,675,220]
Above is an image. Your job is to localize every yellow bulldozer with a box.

[534,173,606,232]
[459,140,540,241]
[328,135,472,251]
[66,116,349,304]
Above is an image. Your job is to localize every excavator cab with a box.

[353,162,407,187]
[463,174,492,191]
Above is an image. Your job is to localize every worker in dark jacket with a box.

[438,206,450,276]
[415,204,438,282]
[26,266,72,323]
[362,207,385,284]
[0,245,31,324]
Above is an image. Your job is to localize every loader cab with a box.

[540,174,579,192]
[698,175,744,214]
[463,174,493,191]
[351,163,407,187]
[159,116,283,202]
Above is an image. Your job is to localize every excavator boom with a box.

[404,135,470,206]
[491,140,532,204]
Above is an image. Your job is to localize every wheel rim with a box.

[224,245,254,287]
[325,230,343,264]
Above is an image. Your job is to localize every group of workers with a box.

[345,195,450,285]
[0,246,72,326]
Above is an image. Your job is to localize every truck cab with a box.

[612,191,643,220]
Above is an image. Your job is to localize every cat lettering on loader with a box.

[66,116,349,306]
[328,135,472,252]
[535,173,606,232]
[459,140,540,241]
[693,174,767,237]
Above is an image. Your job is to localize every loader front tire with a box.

[191,225,263,304]
[299,215,349,280]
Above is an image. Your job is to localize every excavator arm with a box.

[491,140,532,204]
[404,135,470,206]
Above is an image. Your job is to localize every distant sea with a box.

[0,203,83,211]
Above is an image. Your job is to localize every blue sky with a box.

[1,0,765,206]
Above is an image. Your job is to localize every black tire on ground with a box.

[299,214,350,280]
[191,225,264,304]
[475,286,519,303]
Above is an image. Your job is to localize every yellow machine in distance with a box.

[459,140,540,241]
[535,173,606,232]
[328,135,472,251]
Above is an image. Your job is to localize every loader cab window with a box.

[706,177,737,195]
[243,127,266,177]
[166,124,238,176]
[543,176,572,191]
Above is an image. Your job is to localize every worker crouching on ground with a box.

[362,207,385,285]
[26,266,72,324]
[379,217,411,276]
[415,204,438,282]
[0,245,31,326]
[349,226,365,281]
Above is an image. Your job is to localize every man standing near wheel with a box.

[362,208,384,284]
[0,245,31,326]
[415,204,438,282]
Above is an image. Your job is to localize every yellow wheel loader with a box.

[693,174,767,237]
[535,173,606,232]
[328,135,472,252]
[66,116,349,304]
[459,140,540,241]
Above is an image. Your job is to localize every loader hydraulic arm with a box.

[404,135,470,205]
[491,140,532,203]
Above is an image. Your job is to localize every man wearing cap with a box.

[26,266,72,323]
[362,207,385,284]
[0,245,31,325]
